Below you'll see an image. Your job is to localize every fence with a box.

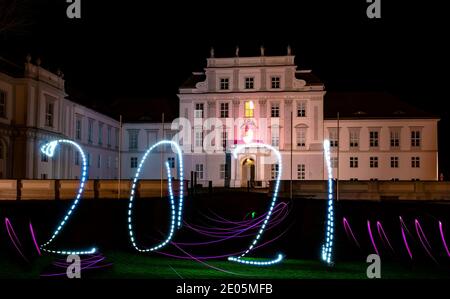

[0,179,187,201]
[272,180,450,201]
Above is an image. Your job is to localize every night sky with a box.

[0,0,449,175]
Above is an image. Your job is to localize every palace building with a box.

[0,49,439,185]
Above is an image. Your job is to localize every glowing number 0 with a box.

[227,143,284,266]
[40,139,96,255]
[128,140,184,252]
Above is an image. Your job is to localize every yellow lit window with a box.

[245,101,254,118]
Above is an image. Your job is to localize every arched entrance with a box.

[241,157,255,187]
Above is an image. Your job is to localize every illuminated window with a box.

[244,101,254,118]
[296,128,306,148]
[168,157,175,168]
[349,129,359,148]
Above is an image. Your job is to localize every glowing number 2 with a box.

[227,143,284,266]
[40,139,96,255]
[128,140,184,252]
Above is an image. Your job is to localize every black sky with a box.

[0,0,449,174]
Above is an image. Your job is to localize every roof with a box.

[324,92,439,120]
[179,70,323,90]
[0,57,24,78]
[180,73,206,89]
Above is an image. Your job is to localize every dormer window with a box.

[220,78,229,90]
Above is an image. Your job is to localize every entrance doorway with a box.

[241,158,255,187]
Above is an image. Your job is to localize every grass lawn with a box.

[1,250,450,279]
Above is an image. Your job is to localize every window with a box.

[329,129,338,148]
[220,164,226,179]
[0,90,6,118]
[41,173,47,179]
[244,101,254,118]
[220,103,229,118]
[87,153,91,166]
[167,157,175,168]
[130,157,138,168]
[296,128,306,147]
[369,131,379,147]
[220,78,229,90]
[350,157,358,168]
[245,77,254,89]
[75,118,82,140]
[222,130,227,150]
[97,154,101,168]
[349,130,359,148]
[271,76,280,89]
[194,103,204,118]
[370,157,378,168]
[128,130,139,150]
[41,152,48,162]
[390,156,399,168]
[115,128,119,148]
[411,156,420,168]
[331,157,338,168]
[45,102,54,127]
[115,157,119,169]
[390,129,400,148]
[107,156,111,169]
[297,101,306,117]
[195,130,203,147]
[88,119,94,143]
[107,126,112,147]
[271,164,279,180]
[195,164,204,179]
[297,164,306,180]
[271,128,279,147]
[75,151,80,166]
[98,123,103,145]
[411,130,421,147]
[271,103,280,117]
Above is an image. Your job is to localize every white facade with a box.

[0,52,439,185]
[0,57,120,179]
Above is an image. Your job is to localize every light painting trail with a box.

[415,219,437,263]
[367,220,379,256]
[39,139,96,255]
[321,139,334,265]
[128,140,184,252]
[376,221,394,253]
[227,142,284,266]
[439,221,450,258]
[342,217,360,248]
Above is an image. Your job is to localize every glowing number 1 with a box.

[128,140,184,252]
[40,139,96,255]
[227,143,284,266]
[321,139,334,265]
